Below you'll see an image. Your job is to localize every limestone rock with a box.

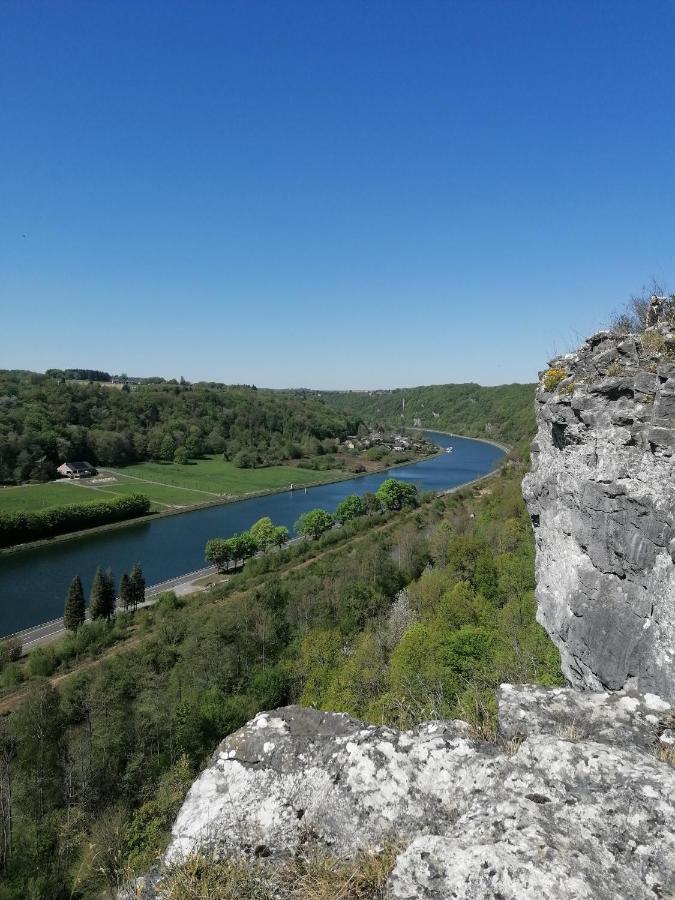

[522,323,675,699]
[152,687,675,900]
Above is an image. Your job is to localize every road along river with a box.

[0,432,504,637]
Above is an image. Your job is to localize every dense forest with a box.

[0,371,360,484]
[310,383,536,449]
[0,457,561,898]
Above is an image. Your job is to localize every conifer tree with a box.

[102,568,116,619]
[130,563,145,611]
[120,572,132,612]
[63,575,85,631]
[88,568,107,620]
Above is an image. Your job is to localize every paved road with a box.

[6,470,500,656]
[10,564,219,653]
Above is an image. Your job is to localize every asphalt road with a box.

[10,564,219,653]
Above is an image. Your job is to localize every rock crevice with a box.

[145,688,675,899]
[523,323,675,698]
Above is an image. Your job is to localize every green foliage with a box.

[335,494,366,525]
[312,382,535,446]
[376,478,418,511]
[249,516,276,551]
[0,493,150,548]
[89,567,115,620]
[63,575,85,631]
[295,507,334,539]
[205,537,233,572]
[173,446,189,465]
[0,460,563,897]
[0,371,359,485]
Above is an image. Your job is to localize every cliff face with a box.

[131,688,675,900]
[523,322,675,699]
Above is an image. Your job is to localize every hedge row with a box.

[0,493,151,548]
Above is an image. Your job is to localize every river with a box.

[0,432,503,637]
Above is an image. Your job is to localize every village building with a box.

[57,461,98,479]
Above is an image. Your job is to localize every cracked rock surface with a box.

[522,324,675,699]
[144,686,675,900]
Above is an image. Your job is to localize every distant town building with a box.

[57,461,98,479]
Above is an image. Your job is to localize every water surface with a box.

[0,432,503,636]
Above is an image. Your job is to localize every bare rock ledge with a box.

[132,685,675,900]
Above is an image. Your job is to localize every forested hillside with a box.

[0,371,359,484]
[0,459,562,897]
[312,383,536,448]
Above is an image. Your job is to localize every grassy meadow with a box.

[0,457,344,517]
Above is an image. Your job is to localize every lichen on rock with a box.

[124,686,675,900]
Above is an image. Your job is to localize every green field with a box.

[0,482,114,514]
[105,456,343,496]
[0,458,344,517]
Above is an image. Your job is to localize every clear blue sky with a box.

[1,1,674,388]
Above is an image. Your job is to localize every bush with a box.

[0,636,22,667]
[542,368,567,392]
[0,493,151,547]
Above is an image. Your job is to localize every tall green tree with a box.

[120,572,133,611]
[272,525,289,550]
[295,508,334,539]
[335,494,366,525]
[130,563,145,611]
[63,575,85,631]
[205,538,232,573]
[376,478,418,511]
[89,567,108,620]
[249,517,276,551]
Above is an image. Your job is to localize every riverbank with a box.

[3,459,503,654]
[0,449,440,557]
[411,426,510,454]
[0,432,503,637]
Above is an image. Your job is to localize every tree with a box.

[63,575,85,631]
[130,563,145,611]
[249,517,275,552]
[89,567,108,620]
[335,494,366,525]
[205,538,232,573]
[228,531,257,568]
[159,434,177,461]
[376,478,418,511]
[173,446,189,465]
[295,508,334,540]
[272,525,289,550]
[103,568,116,618]
[120,572,133,611]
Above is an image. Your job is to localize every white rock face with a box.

[522,325,675,699]
[153,688,675,900]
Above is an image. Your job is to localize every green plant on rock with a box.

[557,379,576,396]
[542,368,566,392]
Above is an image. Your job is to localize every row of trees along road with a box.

[205,518,290,573]
[63,564,145,630]
[205,479,420,572]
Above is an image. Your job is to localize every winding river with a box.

[0,432,503,637]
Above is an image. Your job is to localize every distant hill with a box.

[307,383,536,448]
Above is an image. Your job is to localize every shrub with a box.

[0,493,151,548]
[542,368,566,392]
[0,636,22,666]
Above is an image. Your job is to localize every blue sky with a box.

[1,1,674,388]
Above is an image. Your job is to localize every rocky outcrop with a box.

[522,321,675,699]
[138,686,675,900]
